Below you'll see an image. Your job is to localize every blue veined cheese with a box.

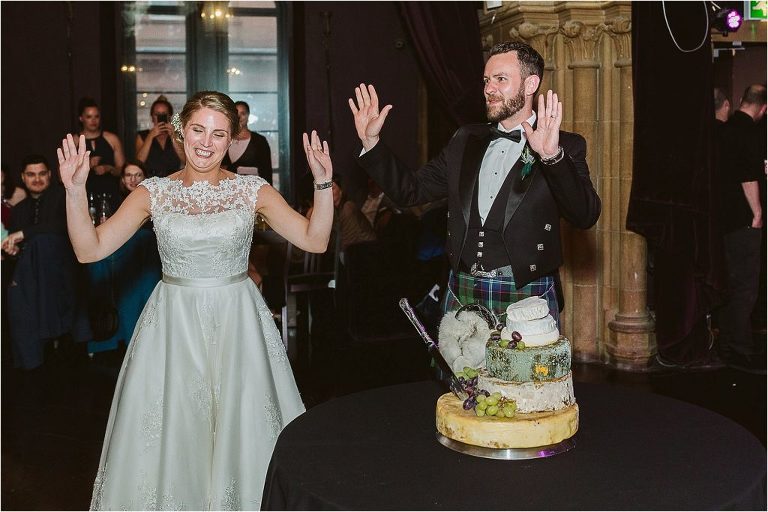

[485,336,572,382]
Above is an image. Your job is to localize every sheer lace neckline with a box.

[167,175,240,189]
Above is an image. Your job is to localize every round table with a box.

[262,381,766,510]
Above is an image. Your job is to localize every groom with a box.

[349,41,600,324]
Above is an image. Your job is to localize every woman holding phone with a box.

[135,95,185,177]
[78,97,125,199]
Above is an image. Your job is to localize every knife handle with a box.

[399,298,436,348]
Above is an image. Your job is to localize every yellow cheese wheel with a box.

[435,393,579,449]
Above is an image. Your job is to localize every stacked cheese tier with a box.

[436,297,579,449]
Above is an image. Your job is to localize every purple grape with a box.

[511,331,523,342]
[463,398,475,410]
[495,323,504,331]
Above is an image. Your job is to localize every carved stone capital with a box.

[481,33,494,52]
[508,22,559,69]
[601,16,632,67]
[560,20,603,69]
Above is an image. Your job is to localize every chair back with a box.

[280,222,341,347]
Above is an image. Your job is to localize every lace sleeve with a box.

[138,177,161,217]
[240,175,268,210]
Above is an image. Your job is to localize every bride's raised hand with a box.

[302,130,332,183]
[57,134,91,189]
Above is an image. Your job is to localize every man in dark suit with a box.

[2,155,91,368]
[716,84,766,373]
[2,155,66,253]
[348,41,600,323]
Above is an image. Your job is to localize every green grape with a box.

[476,394,487,404]
[499,340,510,348]
[486,396,499,406]
[491,392,502,399]
[475,407,486,417]
[486,405,499,416]
[517,341,526,349]
[476,401,488,411]
[503,407,515,418]
[496,409,506,418]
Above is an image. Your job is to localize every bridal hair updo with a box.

[175,91,240,142]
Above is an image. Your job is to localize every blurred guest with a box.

[78,97,124,199]
[135,95,184,177]
[2,164,28,207]
[360,176,398,234]
[714,87,730,124]
[2,154,91,368]
[716,84,766,373]
[2,155,65,255]
[86,160,160,355]
[222,101,273,185]
[119,161,148,200]
[305,174,375,252]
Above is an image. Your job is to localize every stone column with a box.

[559,20,602,362]
[602,16,656,370]
[509,22,559,91]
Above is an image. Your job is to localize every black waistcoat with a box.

[460,166,517,271]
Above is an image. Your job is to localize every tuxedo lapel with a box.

[459,132,491,226]
[503,143,537,230]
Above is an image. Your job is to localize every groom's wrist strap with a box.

[540,146,564,165]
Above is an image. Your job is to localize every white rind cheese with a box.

[477,371,575,413]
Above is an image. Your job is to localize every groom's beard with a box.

[486,87,526,123]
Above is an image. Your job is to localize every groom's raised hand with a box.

[348,83,392,151]
[522,90,562,159]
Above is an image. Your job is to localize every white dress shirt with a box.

[477,113,536,224]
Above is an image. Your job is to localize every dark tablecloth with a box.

[262,380,766,510]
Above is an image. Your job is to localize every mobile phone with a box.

[157,113,169,123]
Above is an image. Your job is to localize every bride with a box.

[58,91,334,510]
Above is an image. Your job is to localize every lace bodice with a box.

[140,175,266,278]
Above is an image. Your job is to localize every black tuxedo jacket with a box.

[357,123,601,288]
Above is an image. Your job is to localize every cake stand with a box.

[436,433,576,460]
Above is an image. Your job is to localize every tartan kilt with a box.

[442,270,560,328]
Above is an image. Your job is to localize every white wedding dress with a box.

[90,175,305,511]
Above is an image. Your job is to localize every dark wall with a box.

[295,2,422,205]
[1,1,422,203]
[1,1,112,178]
[713,43,768,108]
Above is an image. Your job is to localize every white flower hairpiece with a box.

[171,112,184,142]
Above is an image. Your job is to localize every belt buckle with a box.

[470,263,497,278]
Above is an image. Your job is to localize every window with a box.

[134,8,187,132]
[227,3,280,188]
[122,1,288,192]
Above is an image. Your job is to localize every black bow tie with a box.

[489,127,522,143]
